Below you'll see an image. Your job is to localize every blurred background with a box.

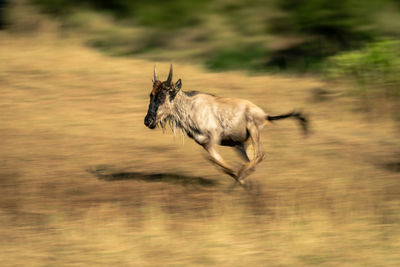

[1,0,400,266]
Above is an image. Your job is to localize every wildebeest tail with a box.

[266,111,309,135]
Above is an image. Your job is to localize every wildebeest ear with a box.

[174,79,182,91]
[169,79,182,101]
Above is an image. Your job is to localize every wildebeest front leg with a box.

[204,144,238,180]
[237,123,265,183]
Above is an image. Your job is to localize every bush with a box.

[205,44,269,71]
[267,0,388,71]
[326,40,400,117]
[32,0,210,29]
[29,0,400,73]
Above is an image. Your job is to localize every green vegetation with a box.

[205,44,269,71]
[28,0,400,71]
[32,0,210,28]
[326,40,400,118]
[6,0,400,117]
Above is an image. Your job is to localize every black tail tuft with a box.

[267,111,309,136]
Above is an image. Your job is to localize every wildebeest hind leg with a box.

[237,123,265,183]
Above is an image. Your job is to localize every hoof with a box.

[237,167,255,182]
[238,177,247,185]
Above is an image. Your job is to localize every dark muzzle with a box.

[144,114,157,129]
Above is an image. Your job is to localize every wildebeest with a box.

[144,65,308,185]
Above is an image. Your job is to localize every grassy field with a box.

[1,31,400,266]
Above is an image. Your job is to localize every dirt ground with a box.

[1,33,400,266]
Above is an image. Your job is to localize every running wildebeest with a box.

[144,65,308,185]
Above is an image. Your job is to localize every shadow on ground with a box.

[383,161,400,173]
[87,166,219,187]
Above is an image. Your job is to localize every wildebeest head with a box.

[144,64,182,129]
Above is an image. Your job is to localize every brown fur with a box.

[151,81,169,96]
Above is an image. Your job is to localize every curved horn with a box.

[153,64,159,82]
[166,64,173,86]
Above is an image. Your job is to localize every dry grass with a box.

[1,31,400,266]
